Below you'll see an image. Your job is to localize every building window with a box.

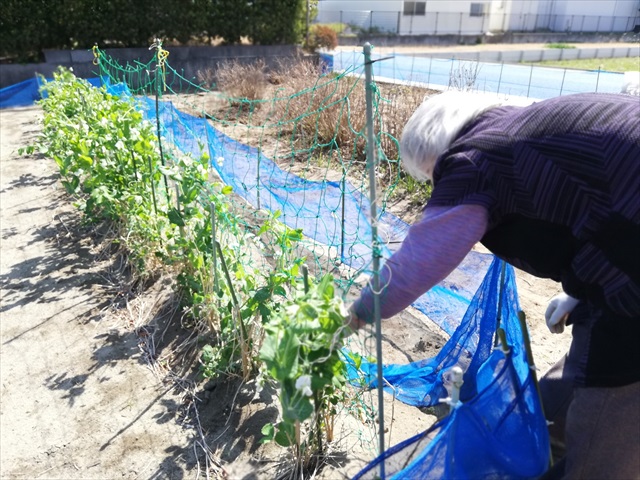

[404,2,426,16]
[470,3,486,16]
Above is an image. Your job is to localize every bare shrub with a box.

[214,59,268,101]
[448,61,481,91]
[208,56,437,194]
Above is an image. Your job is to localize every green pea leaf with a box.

[167,208,185,226]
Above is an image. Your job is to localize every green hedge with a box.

[0,0,315,62]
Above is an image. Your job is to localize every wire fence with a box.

[317,9,640,35]
[330,49,632,100]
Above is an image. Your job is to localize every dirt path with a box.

[0,107,198,479]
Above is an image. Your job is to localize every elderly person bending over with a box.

[349,91,639,480]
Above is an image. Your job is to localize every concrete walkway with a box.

[337,41,640,62]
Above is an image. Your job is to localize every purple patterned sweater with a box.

[353,93,640,387]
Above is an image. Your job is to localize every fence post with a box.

[210,202,219,295]
[459,12,463,35]
[151,39,170,204]
[256,150,261,211]
[305,0,310,46]
[560,68,567,96]
[435,12,439,35]
[497,62,504,95]
[340,172,346,262]
[397,11,401,34]
[363,42,386,478]
[526,63,534,98]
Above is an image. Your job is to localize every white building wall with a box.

[316,0,640,34]
[549,0,639,32]
[316,1,403,33]
[398,1,490,35]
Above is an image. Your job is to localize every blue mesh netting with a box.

[351,258,550,479]
[1,77,549,479]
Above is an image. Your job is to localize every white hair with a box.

[400,91,508,182]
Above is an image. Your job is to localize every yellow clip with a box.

[157,46,169,92]
[92,45,100,66]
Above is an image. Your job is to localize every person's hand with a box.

[545,293,579,334]
[345,304,369,331]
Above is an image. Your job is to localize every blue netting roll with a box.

[353,351,549,480]
[351,258,550,479]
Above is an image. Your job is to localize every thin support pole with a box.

[216,240,249,344]
[560,68,567,96]
[497,62,505,95]
[153,40,170,203]
[517,310,554,469]
[210,203,219,295]
[595,67,602,93]
[494,260,508,348]
[147,154,159,217]
[363,43,386,478]
[130,151,138,181]
[340,173,346,262]
[526,64,534,98]
[256,151,261,211]
[302,264,310,293]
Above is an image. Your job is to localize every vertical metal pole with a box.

[526,63,534,98]
[256,151,261,211]
[153,41,170,202]
[595,67,602,93]
[497,62,504,95]
[560,68,567,96]
[517,310,554,469]
[363,43,385,478]
[306,0,310,46]
[340,173,346,262]
[210,202,219,294]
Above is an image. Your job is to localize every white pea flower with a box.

[216,156,224,166]
[115,140,125,151]
[295,375,313,397]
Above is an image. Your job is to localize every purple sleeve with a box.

[352,204,489,321]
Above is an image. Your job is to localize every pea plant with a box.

[259,274,351,470]
[26,68,358,473]
[25,67,167,273]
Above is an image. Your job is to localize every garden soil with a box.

[1,106,570,479]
